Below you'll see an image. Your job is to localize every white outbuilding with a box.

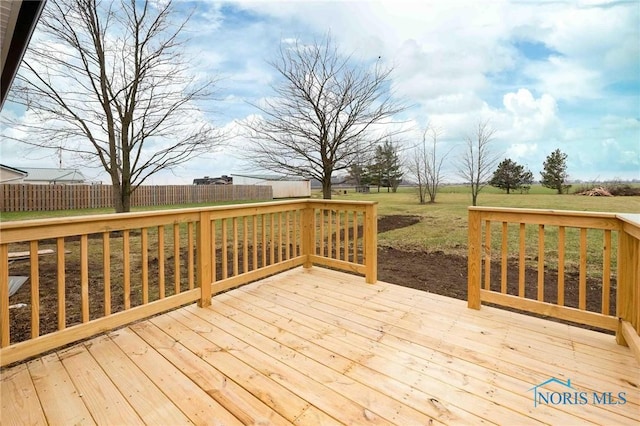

[231,174,311,199]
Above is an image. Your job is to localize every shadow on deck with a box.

[2,267,638,425]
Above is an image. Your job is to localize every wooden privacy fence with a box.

[467,207,640,359]
[0,199,377,366]
[0,184,273,212]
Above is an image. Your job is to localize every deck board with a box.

[2,266,639,425]
[27,353,94,425]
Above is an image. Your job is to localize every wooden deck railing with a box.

[0,199,377,366]
[468,207,640,358]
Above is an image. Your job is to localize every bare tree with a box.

[3,0,225,212]
[456,120,500,206]
[243,34,405,199]
[408,123,450,204]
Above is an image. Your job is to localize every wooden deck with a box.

[2,267,638,425]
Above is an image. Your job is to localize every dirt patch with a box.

[377,215,421,233]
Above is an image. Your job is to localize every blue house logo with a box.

[529,377,626,407]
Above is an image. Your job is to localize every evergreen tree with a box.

[489,158,534,194]
[368,140,403,192]
[348,163,371,186]
[540,149,571,194]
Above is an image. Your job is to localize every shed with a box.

[231,174,311,199]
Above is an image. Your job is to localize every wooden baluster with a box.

[518,223,525,298]
[286,211,291,260]
[211,220,216,281]
[222,218,228,279]
[537,224,545,302]
[57,238,66,329]
[602,230,611,315]
[158,226,165,299]
[30,241,40,336]
[80,235,89,323]
[123,230,131,309]
[344,210,350,262]
[557,226,565,306]
[319,210,325,257]
[270,214,275,265]
[579,228,587,310]
[352,211,358,263]
[252,215,258,270]
[261,215,267,268]
[141,229,149,305]
[187,222,194,290]
[327,210,333,259]
[500,222,507,294]
[233,217,239,276]
[173,224,180,295]
[103,232,111,315]
[336,210,341,260]
[484,220,491,291]
[277,212,283,262]
[243,216,248,273]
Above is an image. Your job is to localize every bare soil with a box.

[7,215,613,343]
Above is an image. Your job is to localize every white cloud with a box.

[502,89,560,139]
[524,56,602,101]
[505,143,538,162]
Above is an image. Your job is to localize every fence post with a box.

[197,211,212,307]
[364,203,378,284]
[302,203,314,268]
[468,208,482,309]
[616,222,640,346]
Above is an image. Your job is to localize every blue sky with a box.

[1,0,639,184]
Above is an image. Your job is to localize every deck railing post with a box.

[616,224,639,346]
[197,211,212,307]
[302,203,314,268]
[364,203,378,284]
[468,208,482,309]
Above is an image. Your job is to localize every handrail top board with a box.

[0,199,377,234]
[468,206,621,218]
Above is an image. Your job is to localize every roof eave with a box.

[0,0,47,110]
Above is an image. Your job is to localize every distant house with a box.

[20,167,86,185]
[0,164,28,183]
[232,174,311,199]
[193,175,233,185]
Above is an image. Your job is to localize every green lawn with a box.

[328,186,639,253]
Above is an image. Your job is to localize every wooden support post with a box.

[364,203,377,284]
[616,228,639,345]
[0,244,9,347]
[468,209,482,309]
[197,212,212,308]
[302,205,314,269]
